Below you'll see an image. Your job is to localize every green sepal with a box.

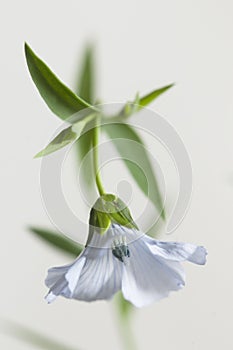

[90,208,111,235]
[88,194,138,240]
[107,196,138,229]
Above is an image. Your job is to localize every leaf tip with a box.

[169,82,175,87]
[164,82,175,91]
[24,42,31,57]
[33,151,43,159]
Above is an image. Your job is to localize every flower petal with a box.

[145,237,207,265]
[122,239,185,307]
[45,256,86,303]
[87,224,143,248]
[71,247,122,301]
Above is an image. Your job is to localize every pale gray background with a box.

[1,0,232,349]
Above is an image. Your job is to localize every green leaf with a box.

[34,113,96,158]
[76,45,95,103]
[75,124,94,186]
[116,84,174,120]
[34,119,89,158]
[34,126,76,158]
[138,83,174,108]
[2,320,79,350]
[28,227,83,257]
[74,46,96,187]
[25,43,94,120]
[104,123,165,219]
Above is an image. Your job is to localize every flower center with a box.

[112,235,130,264]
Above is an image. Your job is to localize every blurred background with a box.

[1,0,233,349]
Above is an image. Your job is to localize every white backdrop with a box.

[1,0,233,349]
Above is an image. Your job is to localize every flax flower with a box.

[45,195,207,307]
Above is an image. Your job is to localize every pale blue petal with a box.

[45,229,124,303]
[72,247,122,301]
[145,237,207,265]
[45,262,74,289]
[87,224,143,248]
[45,256,86,303]
[122,239,185,308]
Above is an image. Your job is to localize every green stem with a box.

[92,119,105,196]
[114,303,138,350]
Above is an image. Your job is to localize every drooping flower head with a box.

[45,194,207,307]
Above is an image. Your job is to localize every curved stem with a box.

[92,119,105,196]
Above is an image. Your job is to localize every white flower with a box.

[45,224,207,307]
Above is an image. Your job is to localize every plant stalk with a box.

[114,302,138,350]
[92,118,105,196]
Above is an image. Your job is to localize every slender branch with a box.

[92,118,105,196]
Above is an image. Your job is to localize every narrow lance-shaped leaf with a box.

[104,123,165,219]
[76,45,95,103]
[138,83,174,108]
[3,321,79,350]
[75,45,96,186]
[34,117,91,158]
[118,84,174,119]
[28,227,83,257]
[25,43,95,120]
[34,126,76,158]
